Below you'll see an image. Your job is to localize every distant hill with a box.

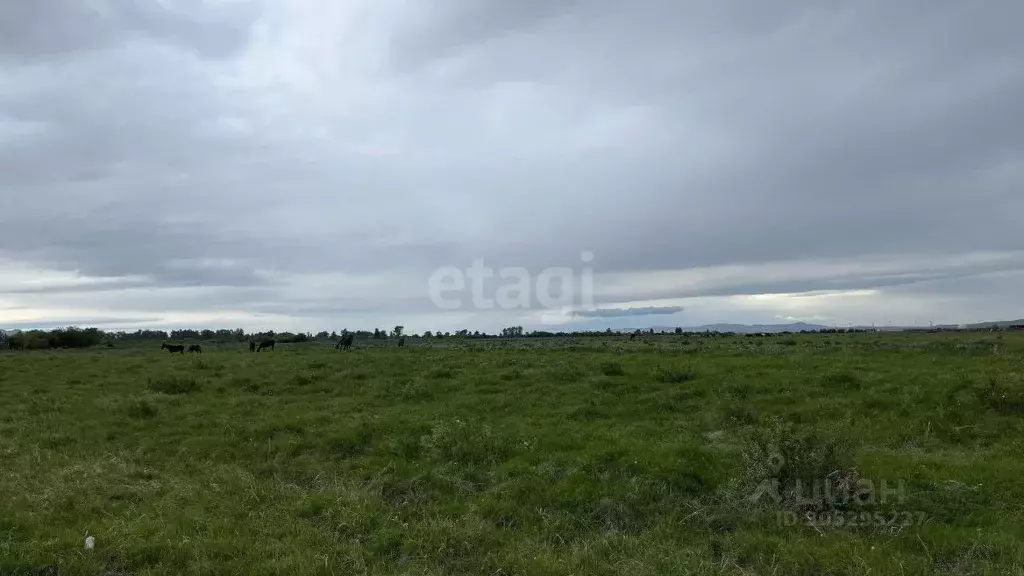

[626,322,830,334]
[965,319,1024,329]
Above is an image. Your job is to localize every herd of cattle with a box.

[158,333,367,354]
[160,339,275,354]
[160,343,204,354]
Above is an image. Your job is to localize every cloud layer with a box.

[571,306,684,319]
[1,1,1022,332]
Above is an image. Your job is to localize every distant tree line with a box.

[1,322,1014,352]
[2,327,105,350]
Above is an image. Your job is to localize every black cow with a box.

[249,341,256,352]
[188,344,202,354]
[161,343,185,354]
[335,333,354,350]
[257,339,275,352]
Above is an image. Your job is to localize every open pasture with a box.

[2,332,1024,575]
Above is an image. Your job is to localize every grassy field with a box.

[2,332,1024,575]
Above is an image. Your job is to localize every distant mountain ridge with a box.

[965,319,1024,329]
[626,319,1024,333]
[622,322,830,334]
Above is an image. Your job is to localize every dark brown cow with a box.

[335,333,354,350]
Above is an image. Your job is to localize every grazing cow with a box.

[188,344,202,354]
[257,339,275,352]
[161,343,185,354]
[335,333,354,350]
[629,333,636,341]
[397,336,406,347]
[249,341,256,352]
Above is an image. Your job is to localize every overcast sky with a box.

[1,1,1022,333]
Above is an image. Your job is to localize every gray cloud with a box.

[387,0,582,73]
[1,318,163,331]
[1,0,1023,332]
[0,0,260,60]
[571,306,683,319]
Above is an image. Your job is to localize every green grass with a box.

[2,332,1024,574]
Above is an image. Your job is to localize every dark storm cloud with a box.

[451,0,1024,274]
[1,0,1022,330]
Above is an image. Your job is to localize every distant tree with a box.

[9,331,36,349]
[423,330,433,338]
[119,329,169,341]
[675,327,683,334]
[501,326,524,337]
[392,325,404,339]
[3,326,104,350]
